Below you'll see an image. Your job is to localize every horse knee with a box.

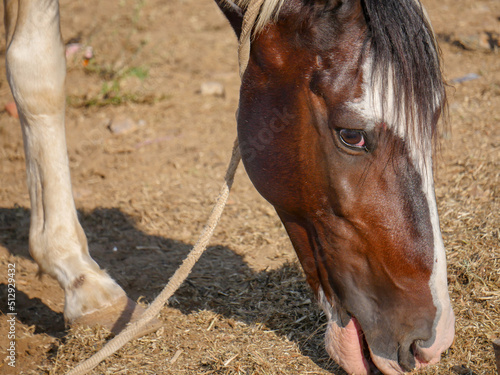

[6,44,66,117]
[5,3,65,117]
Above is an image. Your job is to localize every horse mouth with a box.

[322,302,403,375]
[355,317,384,374]
[348,314,384,374]
[325,303,454,374]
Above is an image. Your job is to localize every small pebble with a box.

[108,116,145,134]
[450,73,480,84]
[200,81,225,97]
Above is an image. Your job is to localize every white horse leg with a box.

[4,0,158,333]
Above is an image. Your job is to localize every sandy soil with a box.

[0,0,498,374]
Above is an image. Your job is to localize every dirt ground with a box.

[0,0,498,374]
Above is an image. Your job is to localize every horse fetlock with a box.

[28,226,126,321]
[28,224,86,278]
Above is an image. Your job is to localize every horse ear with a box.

[215,0,243,38]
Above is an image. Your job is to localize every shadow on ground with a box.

[0,206,341,373]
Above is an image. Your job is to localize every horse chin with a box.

[324,314,404,375]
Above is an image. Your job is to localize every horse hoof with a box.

[71,296,163,336]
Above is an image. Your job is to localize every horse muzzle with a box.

[320,291,455,375]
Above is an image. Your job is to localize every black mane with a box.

[361,0,445,142]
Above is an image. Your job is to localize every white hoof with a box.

[70,296,163,335]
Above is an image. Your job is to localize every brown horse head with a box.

[216,0,455,373]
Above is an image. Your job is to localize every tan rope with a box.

[65,1,264,374]
[66,141,241,374]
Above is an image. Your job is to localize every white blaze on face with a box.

[347,56,454,362]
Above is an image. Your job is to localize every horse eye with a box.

[338,129,366,149]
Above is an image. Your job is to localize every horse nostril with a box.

[397,343,416,372]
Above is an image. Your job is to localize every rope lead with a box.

[66,1,263,373]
